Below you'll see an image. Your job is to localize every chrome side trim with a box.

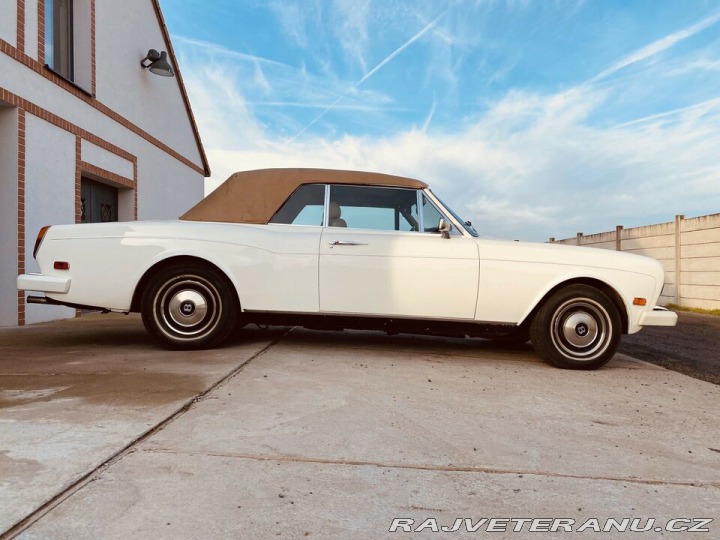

[323,184,330,227]
[328,240,368,247]
[417,189,424,232]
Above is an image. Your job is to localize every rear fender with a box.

[130,248,244,312]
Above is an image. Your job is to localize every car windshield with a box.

[430,191,479,237]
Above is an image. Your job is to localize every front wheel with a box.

[530,285,621,370]
[141,263,239,350]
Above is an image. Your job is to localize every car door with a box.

[251,184,325,312]
[319,185,479,319]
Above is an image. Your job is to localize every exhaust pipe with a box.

[25,295,110,313]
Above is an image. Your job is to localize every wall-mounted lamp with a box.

[140,49,174,77]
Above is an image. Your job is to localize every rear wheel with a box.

[141,263,238,349]
[530,284,621,370]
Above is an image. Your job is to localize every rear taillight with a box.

[33,225,51,259]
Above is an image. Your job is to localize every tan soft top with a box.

[180,168,428,224]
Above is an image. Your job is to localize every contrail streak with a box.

[421,98,437,133]
[286,10,447,143]
[358,12,443,85]
[611,97,720,129]
[590,10,720,83]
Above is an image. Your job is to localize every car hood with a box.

[475,238,665,280]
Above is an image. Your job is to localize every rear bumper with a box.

[17,273,71,294]
[638,307,678,327]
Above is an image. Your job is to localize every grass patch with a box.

[664,303,720,317]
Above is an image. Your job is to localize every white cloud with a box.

[194,83,718,241]
[175,26,720,242]
[174,34,398,139]
[267,1,311,48]
[252,58,272,93]
[332,0,371,74]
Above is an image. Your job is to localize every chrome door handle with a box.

[328,240,368,247]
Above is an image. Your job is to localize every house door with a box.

[81,177,118,223]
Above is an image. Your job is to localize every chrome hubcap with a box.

[562,312,598,347]
[155,275,222,339]
[551,298,610,361]
[168,290,208,327]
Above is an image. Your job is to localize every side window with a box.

[270,184,326,226]
[422,195,444,232]
[328,186,419,231]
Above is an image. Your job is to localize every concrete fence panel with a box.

[551,213,720,310]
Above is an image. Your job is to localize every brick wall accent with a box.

[75,136,82,224]
[74,135,82,319]
[17,109,26,326]
[90,0,96,95]
[80,161,135,190]
[0,38,207,176]
[0,86,140,324]
[0,87,136,163]
[17,0,25,53]
[133,161,138,219]
[37,0,44,64]
[78,160,138,220]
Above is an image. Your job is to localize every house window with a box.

[46,0,74,80]
[45,0,92,91]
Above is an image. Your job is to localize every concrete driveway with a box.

[1,314,718,539]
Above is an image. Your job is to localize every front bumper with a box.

[638,306,678,327]
[17,273,71,294]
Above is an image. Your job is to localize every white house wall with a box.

[81,139,134,180]
[0,53,203,186]
[136,144,205,219]
[23,114,76,324]
[95,0,203,165]
[23,0,38,58]
[0,106,19,326]
[0,0,209,326]
[0,0,17,44]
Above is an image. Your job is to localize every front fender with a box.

[475,260,657,333]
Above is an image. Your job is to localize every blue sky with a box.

[161,0,720,241]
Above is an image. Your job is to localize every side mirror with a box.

[438,218,452,239]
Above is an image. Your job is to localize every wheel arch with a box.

[130,255,240,313]
[519,277,629,334]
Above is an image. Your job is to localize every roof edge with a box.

[225,168,428,187]
[151,0,211,177]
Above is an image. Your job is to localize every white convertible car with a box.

[18,168,676,369]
